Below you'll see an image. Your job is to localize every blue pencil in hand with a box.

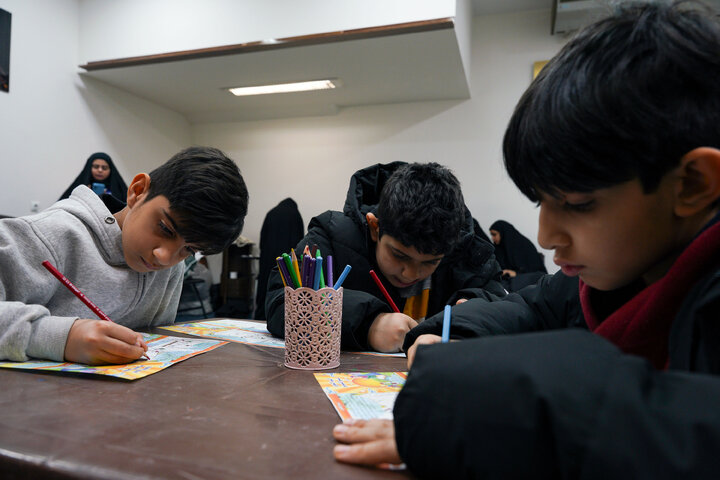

[441,305,452,343]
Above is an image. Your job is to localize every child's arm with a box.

[402,271,581,351]
[64,318,148,365]
[392,329,720,478]
[0,233,75,361]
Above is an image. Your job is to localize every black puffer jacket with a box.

[397,267,720,478]
[265,162,504,350]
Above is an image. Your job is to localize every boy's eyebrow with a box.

[162,209,200,250]
[161,209,180,233]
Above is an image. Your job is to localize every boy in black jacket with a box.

[332,1,720,477]
[264,161,504,352]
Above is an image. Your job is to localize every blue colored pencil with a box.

[313,256,323,290]
[333,265,352,290]
[441,305,452,343]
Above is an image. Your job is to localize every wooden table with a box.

[0,322,412,479]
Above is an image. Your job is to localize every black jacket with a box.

[265,162,505,350]
[396,268,720,478]
[254,198,304,319]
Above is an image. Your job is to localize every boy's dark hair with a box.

[145,146,249,255]
[503,0,720,202]
[377,162,465,255]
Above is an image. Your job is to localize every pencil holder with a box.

[283,286,342,370]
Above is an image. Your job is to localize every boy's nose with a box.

[401,263,419,282]
[537,206,569,250]
[153,245,179,266]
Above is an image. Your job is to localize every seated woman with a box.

[59,152,128,201]
[490,220,547,291]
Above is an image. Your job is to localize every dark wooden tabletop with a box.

[0,322,413,479]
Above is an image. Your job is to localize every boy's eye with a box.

[159,222,174,236]
[563,200,595,212]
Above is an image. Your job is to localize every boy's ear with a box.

[366,212,380,242]
[126,173,151,208]
[674,147,720,217]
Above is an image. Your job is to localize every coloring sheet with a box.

[314,371,408,421]
[161,319,404,357]
[0,334,226,380]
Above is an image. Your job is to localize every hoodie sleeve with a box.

[0,218,77,361]
[403,271,581,351]
[395,330,720,479]
[265,212,390,350]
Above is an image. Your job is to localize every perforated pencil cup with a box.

[284,286,342,370]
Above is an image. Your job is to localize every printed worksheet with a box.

[161,319,404,357]
[0,334,226,380]
[161,319,286,348]
[314,371,408,421]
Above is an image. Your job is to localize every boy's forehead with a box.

[382,234,444,260]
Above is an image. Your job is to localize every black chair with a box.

[176,278,210,319]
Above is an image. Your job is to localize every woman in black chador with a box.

[59,152,128,201]
[490,220,547,291]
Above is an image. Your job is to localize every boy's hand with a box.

[406,334,442,368]
[368,312,418,352]
[502,269,517,278]
[64,319,148,365]
[333,419,403,467]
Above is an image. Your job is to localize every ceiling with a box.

[472,0,549,15]
[80,1,552,124]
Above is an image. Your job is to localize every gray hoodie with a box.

[0,186,183,362]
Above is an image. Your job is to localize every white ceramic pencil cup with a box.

[283,286,342,370]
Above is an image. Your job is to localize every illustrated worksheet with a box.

[314,371,408,421]
[160,319,286,348]
[161,319,404,357]
[0,334,226,380]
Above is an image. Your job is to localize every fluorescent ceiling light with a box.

[227,79,340,96]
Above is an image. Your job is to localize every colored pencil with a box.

[369,269,400,312]
[276,256,289,287]
[326,255,334,288]
[41,260,150,359]
[313,256,323,290]
[290,249,302,287]
[333,265,352,290]
[441,305,452,343]
[283,253,300,288]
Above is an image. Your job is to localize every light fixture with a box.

[227,79,340,96]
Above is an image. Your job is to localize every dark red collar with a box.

[580,219,720,369]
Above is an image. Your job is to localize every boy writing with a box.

[264,161,504,352]
[333,1,720,477]
[0,146,248,365]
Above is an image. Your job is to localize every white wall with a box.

[0,0,191,217]
[194,9,567,277]
[78,0,457,63]
[1,2,565,279]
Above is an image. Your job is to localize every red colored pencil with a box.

[369,269,400,313]
[42,260,150,360]
[42,260,113,322]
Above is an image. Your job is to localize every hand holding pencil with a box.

[64,319,150,365]
[42,260,149,365]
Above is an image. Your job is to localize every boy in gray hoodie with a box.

[0,146,248,365]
